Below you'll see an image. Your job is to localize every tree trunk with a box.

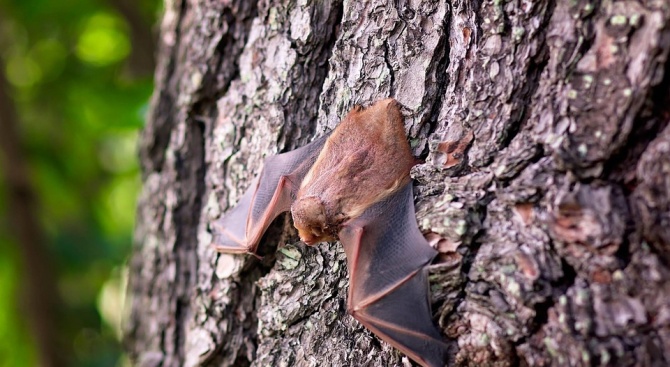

[125,0,670,366]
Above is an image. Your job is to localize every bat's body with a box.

[292,99,415,244]
[211,99,448,367]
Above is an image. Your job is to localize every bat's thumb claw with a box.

[251,252,264,261]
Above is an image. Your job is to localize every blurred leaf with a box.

[97,267,127,340]
[76,12,131,66]
[30,38,67,81]
[98,131,139,174]
[5,52,42,87]
[97,174,140,238]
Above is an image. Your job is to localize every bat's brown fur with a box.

[292,99,415,244]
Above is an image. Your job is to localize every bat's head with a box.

[291,195,333,245]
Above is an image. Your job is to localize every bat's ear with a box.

[381,97,400,108]
[382,98,403,122]
[350,102,365,112]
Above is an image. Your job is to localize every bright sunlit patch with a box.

[76,12,130,66]
[97,175,140,237]
[98,131,139,174]
[97,267,127,340]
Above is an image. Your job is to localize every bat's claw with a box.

[250,252,264,260]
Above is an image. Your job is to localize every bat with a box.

[210,99,449,367]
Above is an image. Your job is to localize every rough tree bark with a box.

[126,0,670,366]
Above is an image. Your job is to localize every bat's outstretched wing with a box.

[210,134,329,254]
[339,182,448,367]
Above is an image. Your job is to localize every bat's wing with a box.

[210,134,329,254]
[339,182,448,367]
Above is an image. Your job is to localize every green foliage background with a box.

[0,0,161,365]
